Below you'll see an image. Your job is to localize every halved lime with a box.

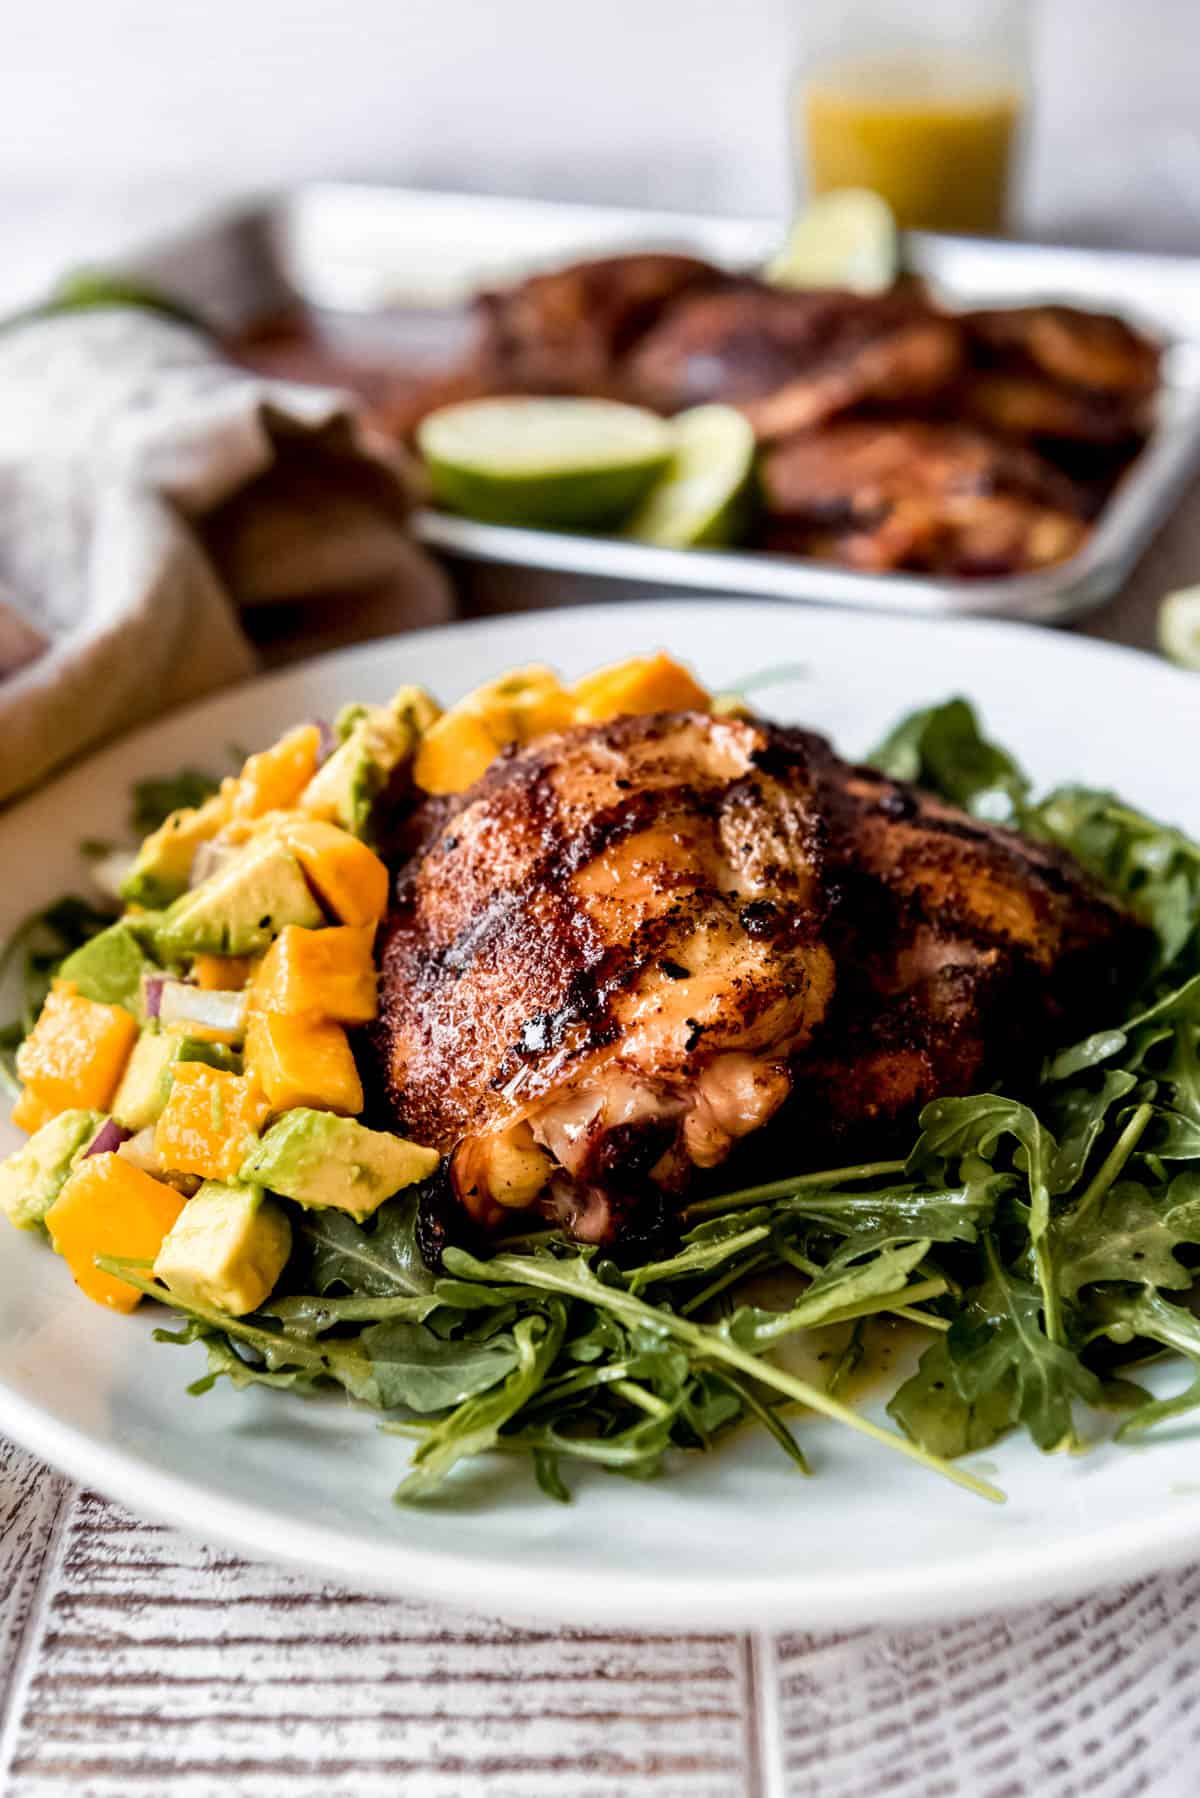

[418,397,673,529]
[765,188,899,295]
[624,405,757,549]
[1158,585,1200,670]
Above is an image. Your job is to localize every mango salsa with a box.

[45,1154,186,1312]
[15,981,138,1121]
[243,1011,364,1116]
[252,925,377,1024]
[154,1063,271,1182]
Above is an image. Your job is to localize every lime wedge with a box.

[1158,586,1200,670]
[766,188,899,295]
[418,397,673,529]
[624,405,757,549]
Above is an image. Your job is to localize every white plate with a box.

[2,598,1200,1631]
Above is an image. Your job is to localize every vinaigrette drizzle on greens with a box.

[12,698,1200,1507]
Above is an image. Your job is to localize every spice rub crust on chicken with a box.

[376,713,835,1239]
[374,712,1142,1242]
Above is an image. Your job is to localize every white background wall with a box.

[2,0,1198,298]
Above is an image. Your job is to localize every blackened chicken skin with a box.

[374,713,1141,1244]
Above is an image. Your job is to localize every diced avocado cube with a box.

[300,686,441,839]
[0,1108,104,1229]
[155,836,323,960]
[120,793,230,909]
[59,923,154,1014]
[240,1108,439,1219]
[112,1029,178,1131]
[153,1180,292,1316]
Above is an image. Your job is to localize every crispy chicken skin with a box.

[759,420,1090,575]
[374,713,1142,1242]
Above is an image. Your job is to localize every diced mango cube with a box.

[232,725,323,820]
[45,1153,186,1312]
[154,1063,271,1182]
[11,1085,58,1135]
[277,820,389,927]
[244,1011,364,1116]
[253,925,377,1024]
[572,652,710,722]
[470,665,577,740]
[193,954,256,992]
[15,981,138,1118]
[414,665,576,796]
[413,707,505,796]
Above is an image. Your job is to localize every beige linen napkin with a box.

[0,307,452,802]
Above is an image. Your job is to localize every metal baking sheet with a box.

[128,182,1200,623]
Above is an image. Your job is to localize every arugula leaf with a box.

[1055,1174,1200,1299]
[1045,1069,1139,1192]
[298,1192,437,1299]
[888,1336,1018,1459]
[1028,789,1200,974]
[946,1239,1101,1452]
[393,1306,568,1500]
[351,1319,520,1413]
[869,698,1031,824]
[1092,1288,1200,1438]
[725,1240,932,1348]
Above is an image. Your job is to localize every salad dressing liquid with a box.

[797,52,1022,234]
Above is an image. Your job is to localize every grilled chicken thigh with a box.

[377,713,835,1238]
[375,713,1141,1243]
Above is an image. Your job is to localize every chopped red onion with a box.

[86,1119,133,1157]
[142,974,167,1018]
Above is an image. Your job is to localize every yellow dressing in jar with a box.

[797,53,1023,235]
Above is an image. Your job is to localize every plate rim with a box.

[2,596,1200,1629]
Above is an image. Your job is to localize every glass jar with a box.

[790,0,1033,235]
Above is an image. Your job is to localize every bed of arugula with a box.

[8,697,1200,1508]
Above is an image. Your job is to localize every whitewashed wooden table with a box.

[4,478,1200,1798]
[2,1436,1199,1797]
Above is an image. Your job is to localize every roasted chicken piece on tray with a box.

[759,420,1091,575]
[624,284,964,439]
[374,712,1141,1246]
[472,252,727,399]
[958,305,1161,448]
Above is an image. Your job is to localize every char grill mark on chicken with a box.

[374,712,1143,1244]
[758,419,1091,574]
